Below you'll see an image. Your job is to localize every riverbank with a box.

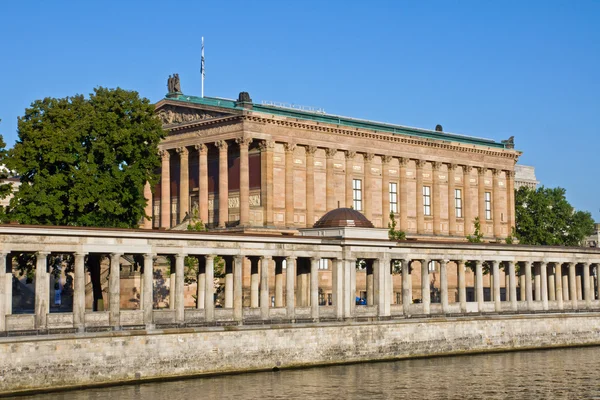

[2,312,600,396]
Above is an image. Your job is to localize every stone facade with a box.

[149,93,521,240]
[514,164,539,189]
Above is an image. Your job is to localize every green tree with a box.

[515,186,594,246]
[0,120,13,222]
[466,216,484,243]
[387,211,406,240]
[6,87,165,227]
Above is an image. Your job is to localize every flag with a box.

[201,37,205,79]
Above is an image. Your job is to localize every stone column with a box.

[562,267,570,302]
[491,260,501,312]
[34,252,49,329]
[332,258,343,319]
[0,252,9,332]
[259,140,275,226]
[286,257,296,319]
[540,261,548,311]
[548,264,556,301]
[196,144,209,223]
[305,146,317,227]
[415,160,426,234]
[142,182,153,229]
[143,254,154,325]
[440,259,448,314]
[432,162,442,235]
[378,257,391,317]
[366,262,374,306]
[250,258,259,308]
[204,255,215,322]
[109,253,121,328]
[402,259,411,314]
[283,143,296,227]
[73,252,86,330]
[555,263,564,310]
[534,263,541,301]
[523,261,533,310]
[364,153,374,220]
[160,150,171,229]
[177,147,189,223]
[169,264,175,310]
[175,253,185,323]
[576,269,583,301]
[457,260,467,313]
[447,164,457,236]
[492,169,502,238]
[463,166,473,235]
[274,258,284,307]
[310,257,319,319]
[477,167,487,234]
[237,138,252,227]
[344,259,356,318]
[505,170,515,233]
[508,261,517,311]
[475,260,484,312]
[399,158,409,231]
[233,255,243,322]
[345,151,355,208]
[260,256,271,319]
[325,148,337,211]
[196,257,205,309]
[381,156,392,227]
[583,262,591,308]
[520,270,526,301]
[421,259,430,314]
[568,262,577,309]
[216,140,229,228]
[225,257,234,308]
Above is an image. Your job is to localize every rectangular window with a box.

[319,259,328,270]
[485,191,492,220]
[455,188,463,218]
[389,182,398,213]
[353,179,362,211]
[423,186,431,216]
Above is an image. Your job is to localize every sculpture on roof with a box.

[237,91,252,103]
[502,136,515,149]
[167,73,181,94]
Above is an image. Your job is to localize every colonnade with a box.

[154,137,515,235]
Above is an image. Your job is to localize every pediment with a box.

[155,104,233,126]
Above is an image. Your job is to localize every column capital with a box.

[74,252,87,257]
[447,163,457,171]
[36,251,50,257]
[160,149,170,160]
[381,155,393,164]
[505,170,515,178]
[260,255,273,261]
[325,148,337,159]
[285,256,297,261]
[398,157,409,167]
[344,150,356,160]
[305,145,318,155]
[431,161,442,171]
[415,159,426,168]
[205,254,216,261]
[143,253,156,259]
[477,166,487,176]
[194,143,208,154]
[363,153,375,162]
[310,256,321,262]
[491,168,501,176]
[176,146,189,157]
[235,137,253,148]
[175,253,188,259]
[215,140,228,151]
[463,165,473,173]
[258,140,275,151]
[283,142,296,153]
[110,253,122,258]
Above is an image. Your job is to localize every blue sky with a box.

[1,1,599,219]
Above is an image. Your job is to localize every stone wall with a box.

[2,313,600,395]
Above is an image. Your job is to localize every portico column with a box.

[540,261,548,311]
[286,257,296,319]
[283,143,296,226]
[364,153,374,220]
[225,257,234,308]
[415,160,426,234]
[447,164,457,236]
[569,262,577,309]
[237,137,252,227]
[259,141,275,226]
[508,261,517,311]
[562,267,570,302]
[457,260,467,313]
[260,256,271,319]
[381,156,392,227]
[366,261,374,306]
[534,263,541,301]
[160,150,171,229]
[583,263,591,308]
[548,264,556,301]
[233,255,243,322]
[332,258,343,319]
[463,166,473,235]
[305,146,317,226]
[325,148,337,211]
[432,162,442,235]
[492,169,502,238]
[216,140,229,228]
[109,253,121,328]
[491,260,501,312]
[196,257,205,309]
[177,147,189,223]
[0,252,9,332]
[421,259,430,314]
[142,182,153,229]
[401,259,411,314]
[143,254,154,325]
[195,144,209,223]
[204,255,215,322]
[274,258,284,307]
[399,158,409,231]
[344,259,356,318]
[73,252,86,330]
[175,253,185,323]
[524,261,533,310]
[379,256,391,317]
[344,151,355,208]
[250,258,259,308]
[440,259,448,314]
[475,260,484,312]
[555,262,564,310]
[310,257,319,319]
[477,167,487,234]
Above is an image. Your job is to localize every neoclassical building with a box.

[147,91,520,240]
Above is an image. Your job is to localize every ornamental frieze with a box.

[157,105,225,125]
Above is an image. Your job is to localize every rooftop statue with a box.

[167,73,181,94]
[502,136,515,149]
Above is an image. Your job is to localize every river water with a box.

[18,347,600,399]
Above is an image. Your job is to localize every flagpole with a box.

[201,37,205,98]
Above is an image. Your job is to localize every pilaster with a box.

[381,155,393,227]
[195,144,209,223]
[363,153,374,220]
[463,166,473,235]
[236,137,252,227]
[305,146,317,227]
[492,169,502,238]
[398,158,409,231]
[344,151,356,209]
[259,140,275,226]
[477,167,487,234]
[216,140,229,228]
[415,160,426,234]
[432,162,442,235]
[284,143,296,227]
[177,147,189,224]
[325,148,337,211]
[447,164,457,236]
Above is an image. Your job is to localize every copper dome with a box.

[313,208,374,229]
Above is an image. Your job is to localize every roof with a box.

[313,208,375,229]
[163,94,511,149]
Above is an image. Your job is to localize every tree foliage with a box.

[0,120,13,221]
[466,216,484,243]
[515,186,595,246]
[387,211,406,240]
[6,87,165,228]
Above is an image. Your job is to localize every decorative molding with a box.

[249,194,261,206]
[431,161,442,170]
[157,105,225,125]
[398,157,410,167]
[235,137,253,148]
[283,142,297,153]
[325,148,337,159]
[477,167,487,176]
[364,153,375,162]
[382,155,393,164]
[463,165,473,173]
[258,140,275,151]
[305,145,318,155]
[160,150,170,160]
[415,159,426,168]
[194,143,208,154]
[215,140,228,151]
[344,150,356,160]
[176,147,188,157]
[491,168,501,176]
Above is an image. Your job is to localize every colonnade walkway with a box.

[1,225,599,334]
